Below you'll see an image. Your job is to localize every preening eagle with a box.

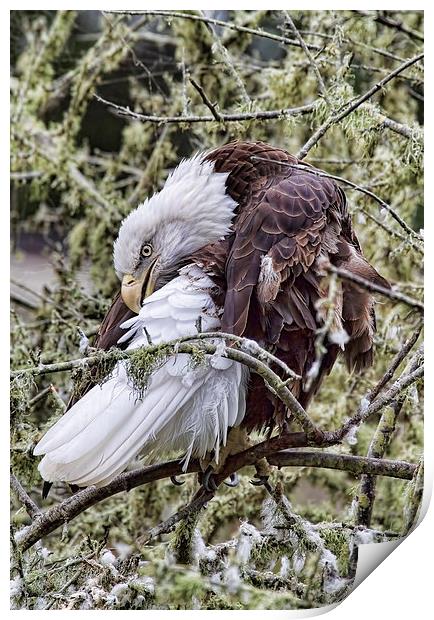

[34,141,388,492]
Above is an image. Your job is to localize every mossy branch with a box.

[296,52,424,160]
[15,449,417,552]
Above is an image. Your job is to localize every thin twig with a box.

[138,488,213,546]
[366,326,423,402]
[107,10,320,52]
[355,10,424,42]
[189,76,222,121]
[94,94,317,124]
[283,12,329,103]
[325,263,423,312]
[355,347,423,526]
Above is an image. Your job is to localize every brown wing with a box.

[221,168,335,339]
[202,141,389,429]
[94,291,135,350]
[67,292,135,408]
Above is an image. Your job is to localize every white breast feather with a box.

[34,264,247,487]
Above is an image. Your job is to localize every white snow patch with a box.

[79,331,90,354]
[13,526,30,544]
[209,339,228,369]
[224,565,241,594]
[355,527,376,545]
[280,555,291,578]
[241,339,260,355]
[10,576,23,599]
[192,528,216,564]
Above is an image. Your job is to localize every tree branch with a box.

[355,345,423,526]
[137,488,214,546]
[355,10,424,42]
[10,474,41,520]
[94,94,316,124]
[189,76,222,122]
[106,10,321,52]
[324,263,423,312]
[16,444,417,551]
[296,52,424,160]
[269,450,416,480]
[283,12,329,103]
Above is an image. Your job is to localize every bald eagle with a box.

[34,141,388,492]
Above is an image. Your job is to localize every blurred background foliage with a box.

[10,10,423,610]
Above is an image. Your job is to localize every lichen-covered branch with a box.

[15,446,417,552]
[296,52,424,160]
[94,94,317,124]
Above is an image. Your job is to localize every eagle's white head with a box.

[113,155,237,313]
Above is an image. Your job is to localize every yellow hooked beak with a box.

[121,258,158,314]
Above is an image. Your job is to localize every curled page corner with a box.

[352,466,430,592]
[353,537,402,590]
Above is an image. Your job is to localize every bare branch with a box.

[367,326,423,402]
[17,444,417,551]
[283,12,329,103]
[269,450,416,480]
[106,10,320,52]
[94,94,317,124]
[189,76,222,122]
[329,364,423,443]
[381,116,420,140]
[355,10,424,42]
[325,263,423,312]
[138,488,213,546]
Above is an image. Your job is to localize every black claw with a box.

[224,473,239,488]
[42,481,53,499]
[170,475,185,486]
[250,475,270,488]
[202,466,218,492]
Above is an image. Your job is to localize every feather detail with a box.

[34,265,246,487]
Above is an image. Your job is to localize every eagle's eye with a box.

[141,243,153,258]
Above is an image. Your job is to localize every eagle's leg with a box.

[199,427,271,492]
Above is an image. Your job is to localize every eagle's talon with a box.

[250,474,270,488]
[202,466,219,492]
[170,475,185,486]
[224,473,239,487]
